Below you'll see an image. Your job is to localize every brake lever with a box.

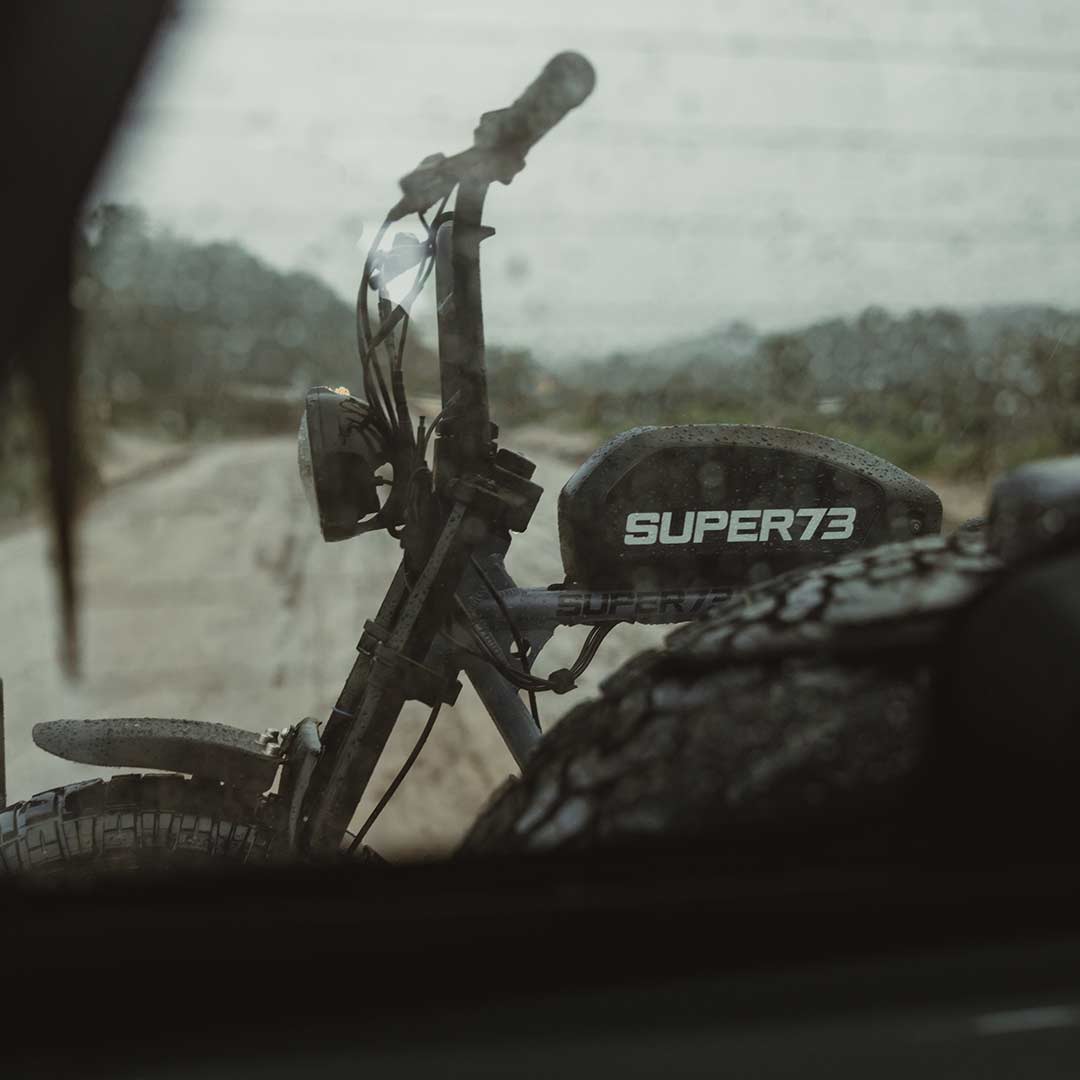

[389,146,525,222]
[390,51,596,221]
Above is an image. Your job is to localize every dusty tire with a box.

[463,531,1006,856]
[0,773,276,880]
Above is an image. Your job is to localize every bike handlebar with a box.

[473,51,596,156]
[304,53,596,851]
[392,51,596,220]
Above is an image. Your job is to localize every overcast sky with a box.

[91,0,1080,362]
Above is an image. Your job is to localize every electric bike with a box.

[3,51,1074,877]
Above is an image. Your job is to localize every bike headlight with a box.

[298,386,387,541]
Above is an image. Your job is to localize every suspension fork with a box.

[298,503,475,854]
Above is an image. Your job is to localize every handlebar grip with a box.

[391,52,595,219]
[473,51,596,155]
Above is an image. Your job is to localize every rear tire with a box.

[0,773,276,880]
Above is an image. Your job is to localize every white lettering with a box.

[623,511,659,545]
[659,510,694,545]
[727,509,761,542]
[795,507,828,540]
[622,508,857,545]
[822,506,857,540]
[759,508,794,541]
[692,510,729,543]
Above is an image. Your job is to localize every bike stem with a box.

[434,180,496,482]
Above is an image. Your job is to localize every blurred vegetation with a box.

[552,305,1080,481]
[72,204,442,438]
[0,205,560,521]
[2,203,1077,524]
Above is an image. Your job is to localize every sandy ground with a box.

[0,431,986,857]
[0,434,665,858]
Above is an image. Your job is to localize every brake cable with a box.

[346,699,442,856]
[355,218,394,437]
[450,593,614,697]
[417,388,460,458]
[356,196,449,406]
[352,194,451,543]
[470,554,541,729]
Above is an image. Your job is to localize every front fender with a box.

[32,717,281,794]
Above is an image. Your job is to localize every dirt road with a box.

[0,436,665,857]
[0,433,986,857]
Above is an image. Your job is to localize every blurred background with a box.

[2,0,1078,855]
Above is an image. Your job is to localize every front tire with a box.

[0,774,276,880]
[463,530,1005,856]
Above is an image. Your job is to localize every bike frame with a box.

[291,174,735,856]
[8,51,950,876]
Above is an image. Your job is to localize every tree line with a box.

[3,204,1074,522]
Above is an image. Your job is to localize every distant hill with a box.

[75,205,441,434]
[573,303,1080,399]
[65,207,1079,484]
[561,301,1079,479]
[962,304,1080,354]
[74,205,555,435]
[564,320,760,394]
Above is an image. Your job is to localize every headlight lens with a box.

[297,409,318,517]
[297,387,386,541]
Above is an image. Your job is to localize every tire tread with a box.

[0,774,274,879]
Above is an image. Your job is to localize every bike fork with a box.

[297,502,475,855]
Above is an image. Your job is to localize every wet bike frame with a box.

[293,177,734,853]
[17,53,940,862]
[288,54,942,856]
